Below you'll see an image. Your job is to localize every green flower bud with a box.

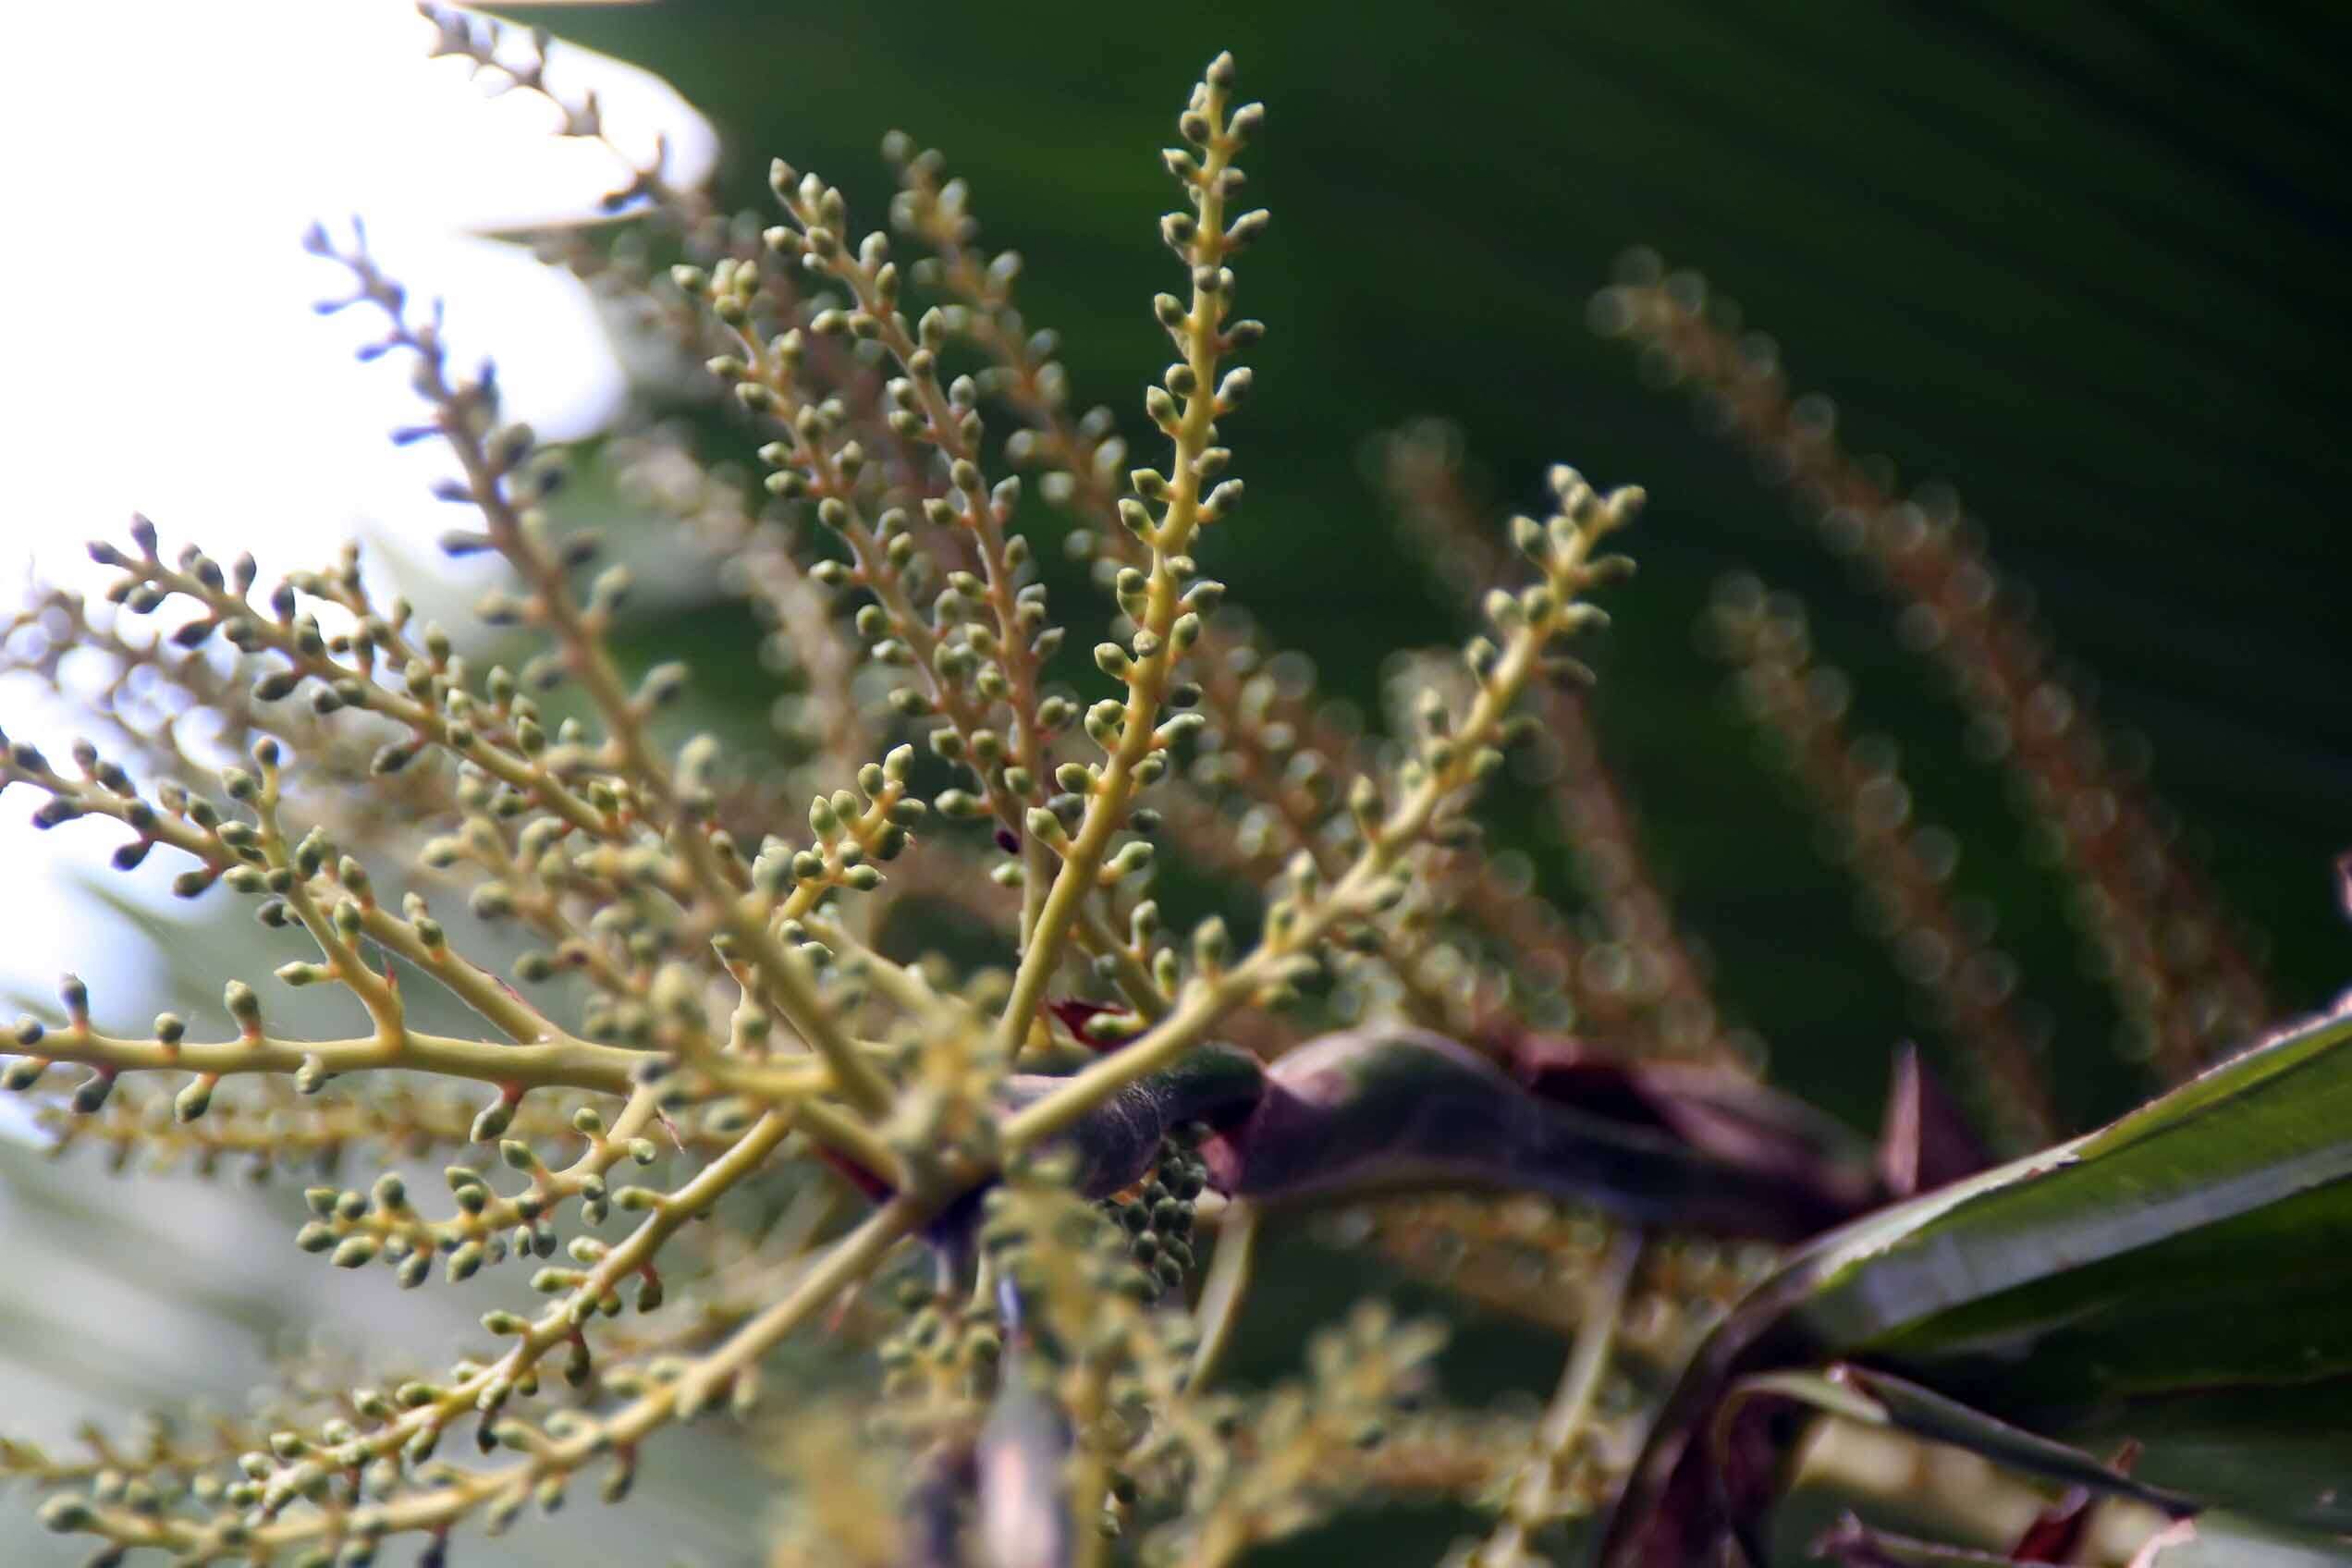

[36,1496,94,1534]
[330,1236,379,1269]
[471,1095,517,1143]
[174,1075,214,1122]
[71,1072,115,1114]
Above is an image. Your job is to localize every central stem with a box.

[994,83,1240,1061]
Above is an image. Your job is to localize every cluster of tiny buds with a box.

[0,35,1720,1568]
[1098,1127,1212,1297]
[1388,469,1645,835]
[669,247,1084,866]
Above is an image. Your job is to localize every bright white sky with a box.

[0,3,712,1134]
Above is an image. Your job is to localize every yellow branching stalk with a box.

[0,31,1649,1562]
[1378,420,1739,1062]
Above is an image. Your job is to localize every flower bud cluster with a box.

[0,31,1702,1568]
